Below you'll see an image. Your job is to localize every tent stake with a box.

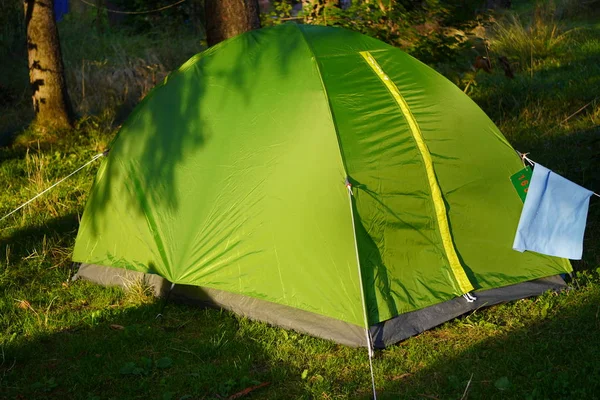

[156,282,176,319]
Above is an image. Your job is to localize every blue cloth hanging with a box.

[54,0,69,22]
[513,163,593,260]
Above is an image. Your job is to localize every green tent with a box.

[73,24,571,347]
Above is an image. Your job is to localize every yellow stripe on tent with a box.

[359,51,474,295]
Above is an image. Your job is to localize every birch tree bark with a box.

[24,0,73,130]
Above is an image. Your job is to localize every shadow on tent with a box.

[84,27,304,236]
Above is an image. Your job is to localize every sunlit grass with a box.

[492,14,571,72]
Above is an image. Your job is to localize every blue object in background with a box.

[513,163,593,260]
[54,0,69,22]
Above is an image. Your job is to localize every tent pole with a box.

[345,179,377,400]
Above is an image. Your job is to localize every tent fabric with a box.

[72,24,572,344]
[513,163,593,260]
[369,274,566,348]
[74,263,567,347]
[359,50,473,294]
[75,263,367,347]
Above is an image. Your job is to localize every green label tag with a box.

[510,166,532,202]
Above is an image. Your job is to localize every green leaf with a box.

[156,357,173,369]
[495,376,512,391]
[540,301,551,319]
[141,356,153,370]
[301,369,309,380]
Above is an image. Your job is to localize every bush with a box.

[262,0,477,65]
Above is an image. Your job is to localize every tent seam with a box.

[294,24,351,172]
[294,25,372,329]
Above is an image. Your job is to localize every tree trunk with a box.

[24,0,73,130]
[204,0,261,47]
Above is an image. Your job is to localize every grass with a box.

[1,3,600,399]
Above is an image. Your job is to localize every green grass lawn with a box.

[1,5,600,400]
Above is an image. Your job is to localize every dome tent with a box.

[73,23,571,348]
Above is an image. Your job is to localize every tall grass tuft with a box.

[122,276,156,306]
[491,7,572,73]
[68,52,168,122]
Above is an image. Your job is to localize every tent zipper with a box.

[359,51,474,295]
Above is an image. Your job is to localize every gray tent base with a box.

[74,264,567,348]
